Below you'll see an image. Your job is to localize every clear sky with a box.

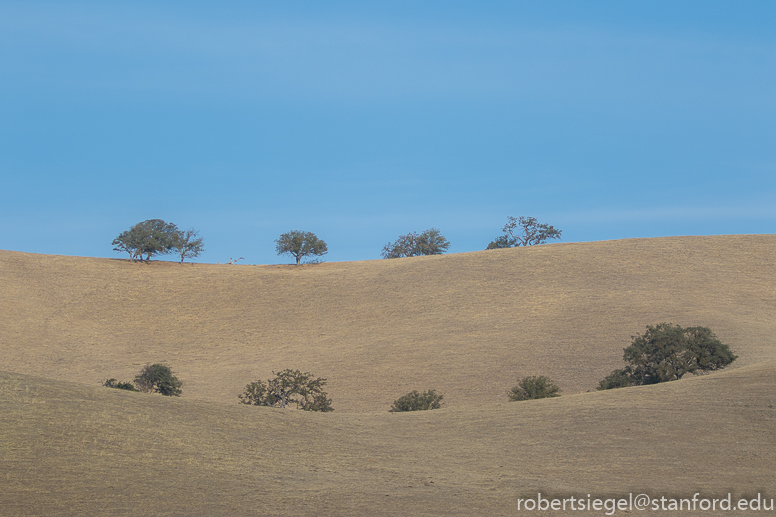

[2,1,774,264]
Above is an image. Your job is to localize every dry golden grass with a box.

[1,235,774,411]
[1,235,775,515]
[2,362,774,516]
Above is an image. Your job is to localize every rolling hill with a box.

[2,235,775,516]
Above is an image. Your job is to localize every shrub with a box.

[507,376,561,401]
[389,389,444,412]
[134,363,183,397]
[103,378,138,391]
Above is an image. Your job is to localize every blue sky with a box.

[1,1,774,264]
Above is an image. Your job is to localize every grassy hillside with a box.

[3,361,774,516]
[1,235,774,412]
[2,235,775,516]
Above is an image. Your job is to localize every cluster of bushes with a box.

[388,376,562,413]
[114,215,563,265]
[104,324,736,413]
[389,323,737,412]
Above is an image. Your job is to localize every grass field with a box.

[2,235,775,516]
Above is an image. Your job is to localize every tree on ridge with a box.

[381,228,450,258]
[487,216,561,249]
[275,231,328,265]
[112,219,204,263]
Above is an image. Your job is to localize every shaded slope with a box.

[2,360,775,517]
[1,235,775,412]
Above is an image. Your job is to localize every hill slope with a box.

[2,235,775,516]
[1,235,775,412]
[2,360,774,516]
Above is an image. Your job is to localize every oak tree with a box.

[134,363,182,396]
[275,231,328,265]
[112,219,179,261]
[487,216,561,249]
[598,323,737,390]
[170,228,205,264]
[381,228,450,258]
[239,369,334,411]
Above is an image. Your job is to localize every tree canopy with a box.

[598,323,738,390]
[133,363,182,396]
[487,216,561,249]
[170,228,205,263]
[381,228,451,258]
[275,231,328,265]
[239,369,334,411]
[112,219,204,262]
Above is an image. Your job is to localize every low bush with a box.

[389,389,443,412]
[507,376,561,401]
[103,378,138,391]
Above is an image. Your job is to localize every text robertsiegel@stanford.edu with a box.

[517,493,774,514]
